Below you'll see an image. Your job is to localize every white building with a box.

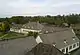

[36,28,80,54]
[10,22,44,34]
[10,24,22,33]
[10,22,80,54]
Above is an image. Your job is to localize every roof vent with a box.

[45,31,49,33]
[72,37,76,41]
[28,26,30,28]
[64,39,67,44]
[52,42,56,47]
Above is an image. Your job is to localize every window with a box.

[77,42,79,46]
[64,39,67,44]
[72,37,76,41]
[69,45,72,50]
[66,47,68,53]
[23,30,29,32]
[73,44,76,48]
[62,49,65,52]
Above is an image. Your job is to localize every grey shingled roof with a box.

[41,25,54,33]
[0,37,37,55]
[11,24,23,29]
[40,28,79,49]
[42,24,70,33]
[22,22,44,30]
[26,43,64,55]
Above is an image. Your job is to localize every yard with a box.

[0,32,5,37]
[0,32,26,40]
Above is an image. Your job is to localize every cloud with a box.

[52,1,80,7]
[0,0,80,17]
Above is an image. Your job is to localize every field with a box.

[0,32,26,40]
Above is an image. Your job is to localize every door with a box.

[66,47,68,54]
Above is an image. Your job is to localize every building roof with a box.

[26,43,64,55]
[0,37,37,55]
[22,22,44,30]
[40,28,79,49]
[11,24,23,29]
[41,24,55,33]
[42,24,70,33]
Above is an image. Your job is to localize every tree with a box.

[66,15,79,24]
[27,31,33,36]
[27,31,38,38]
[33,32,38,38]
[0,21,10,32]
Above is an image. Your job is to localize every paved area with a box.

[71,48,80,55]
[0,37,37,55]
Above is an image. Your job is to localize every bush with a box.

[27,31,38,38]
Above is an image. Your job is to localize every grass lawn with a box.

[0,32,26,40]
[0,32,5,37]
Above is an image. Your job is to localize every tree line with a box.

[0,14,80,26]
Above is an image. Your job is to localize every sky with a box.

[0,0,80,17]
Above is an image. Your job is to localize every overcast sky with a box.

[0,0,80,17]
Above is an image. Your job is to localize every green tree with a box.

[0,21,10,32]
[27,31,38,38]
[33,32,38,38]
[27,31,33,36]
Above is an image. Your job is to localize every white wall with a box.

[72,29,76,35]
[60,42,79,54]
[36,36,43,43]
[10,28,41,34]
[10,28,14,31]
[68,42,79,52]
[21,28,41,33]
[10,28,21,33]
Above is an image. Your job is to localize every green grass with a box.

[0,32,5,37]
[0,32,26,40]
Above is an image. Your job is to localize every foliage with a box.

[33,32,38,38]
[27,31,38,38]
[0,14,80,26]
[27,31,33,36]
[0,21,10,32]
